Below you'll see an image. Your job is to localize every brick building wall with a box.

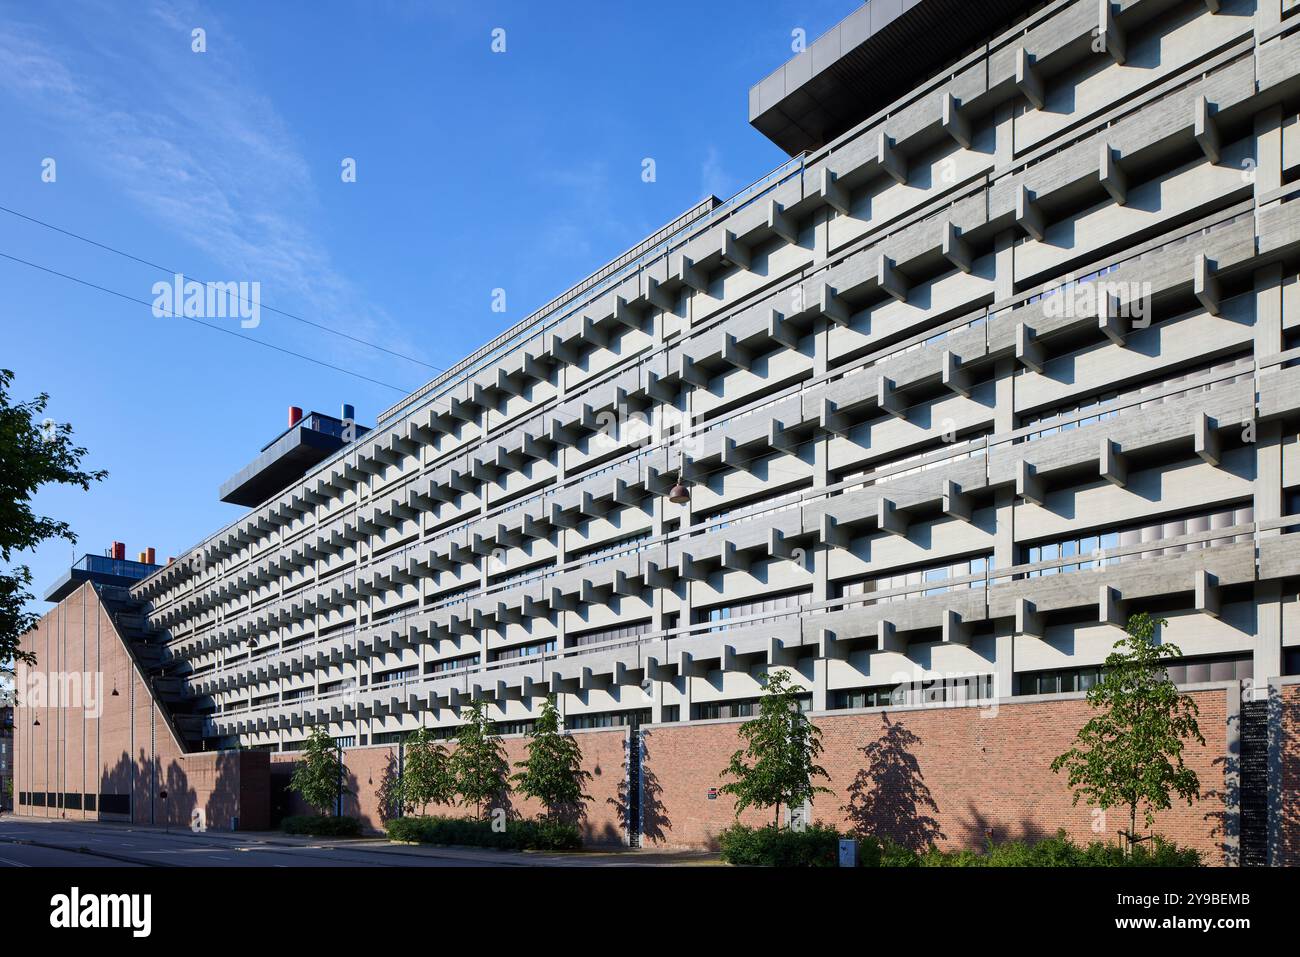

[271,727,629,842]
[12,583,268,830]
[641,688,1234,861]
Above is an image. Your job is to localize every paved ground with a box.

[0,816,719,868]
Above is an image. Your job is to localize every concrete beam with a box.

[942,479,972,521]
[876,618,905,653]
[644,276,675,313]
[1100,438,1128,487]
[1015,47,1045,110]
[819,397,852,436]
[878,256,909,303]
[820,284,852,327]
[720,540,751,573]
[768,199,798,244]
[1016,598,1044,639]
[941,91,971,148]
[821,513,851,549]
[878,375,907,419]
[1097,292,1129,345]
[1098,0,1126,64]
[1195,569,1221,618]
[942,609,971,645]
[941,350,972,396]
[673,253,709,294]
[1194,253,1221,316]
[1099,142,1127,205]
[942,220,973,273]
[1099,585,1127,627]
[819,167,851,215]
[722,334,752,370]
[767,308,799,348]
[1017,459,1045,505]
[1194,95,1221,164]
[1016,322,1046,373]
[1194,412,1222,466]
[767,636,799,667]
[769,528,802,563]
[769,418,799,452]
[878,497,909,536]
[1016,185,1046,241]
[678,354,711,388]
[878,132,908,185]
[720,230,751,271]
[817,628,847,661]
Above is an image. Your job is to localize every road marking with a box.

[0,856,30,867]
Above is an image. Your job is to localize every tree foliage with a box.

[1051,613,1205,848]
[400,727,455,814]
[511,697,591,822]
[0,368,106,670]
[289,727,345,815]
[450,700,508,820]
[719,670,830,828]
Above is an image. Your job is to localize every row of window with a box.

[837,554,991,603]
[1020,354,1252,435]
[1022,504,1252,576]
[17,791,129,814]
[693,695,813,721]
[569,620,653,648]
[1018,654,1254,696]
[694,589,811,628]
[489,638,557,663]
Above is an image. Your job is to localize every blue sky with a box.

[1,0,848,613]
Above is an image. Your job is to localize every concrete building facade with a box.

[15,0,1300,860]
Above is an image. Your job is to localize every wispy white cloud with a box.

[0,0,427,379]
[699,145,739,201]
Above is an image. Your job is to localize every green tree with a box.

[1051,612,1205,852]
[511,697,591,822]
[290,728,346,816]
[1,368,106,675]
[450,700,508,820]
[719,670,830,828]
[401,727,455,814]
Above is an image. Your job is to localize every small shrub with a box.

[904,830,1202,867]
[385,815,581,851]
[718,823,843,867]
[282,814,361,837]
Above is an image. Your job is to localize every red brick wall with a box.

[1281,683,1300,867]
[271,728,628,843]
[641,691,1233,861]
[13,584,268,831]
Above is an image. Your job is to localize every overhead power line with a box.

[0,202,447,374]
[0,249,411,394]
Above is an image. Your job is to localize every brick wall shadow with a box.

[842,713,943,852]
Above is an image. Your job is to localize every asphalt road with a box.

[0,817,716,867]
[0,818,505,867]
